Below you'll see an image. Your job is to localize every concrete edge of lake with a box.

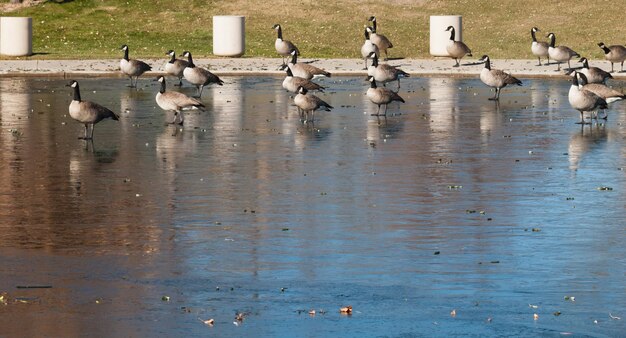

[1,57,624,79]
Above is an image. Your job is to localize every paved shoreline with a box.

[1,57,625,79]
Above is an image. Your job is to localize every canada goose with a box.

[546,33,579,71]
[445,26,472,67]
[597,42,626,73]
[366,76,405,116]
[530,27,549,66]
[579,57,612,84]
[273,24,299,67]
[361,26,379,70]
[66,80,119,140]
[119,44,152,88]
[293,86,333,123]
[368,52,409,91]
[568,72,608,124]
[367,16,393,61]
[576,72,624,120]
[287,50,331,80]
[478,55,522,100]
[164,50,189,87]
[155,76,205,125]
[282,67,325,93]
[180,51,224,98]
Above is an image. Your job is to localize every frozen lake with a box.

[0,76,624,337]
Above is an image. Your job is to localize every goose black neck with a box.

[600,45,610,54]
[371,54,379,67]
[370,79,377,89]
[364,29,369,40]
[73,85,81,101]
[372,19,377,32]
[571,74,579,86]
[291,51,297,64]
[286,67,293,77]
[548,35,555,47]
[449,28,455,41]
[159,80,166,93]
[277,26,283,39]
[582,59,589,69]
[186,54,195,68]
[484,59,491,70]
[531,29,537,42]
[168,53,175,63]
[123,48,129,61]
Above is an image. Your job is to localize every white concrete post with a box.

[0,17,33,56]
[212,15,245,57]
[429,15,462,57]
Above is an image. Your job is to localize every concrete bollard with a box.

[212,15,245,57]
[429,15,462,57]
[0,17,33,56]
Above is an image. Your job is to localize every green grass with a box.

[2,0,625,60]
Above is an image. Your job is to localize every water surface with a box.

[0,76,624,337]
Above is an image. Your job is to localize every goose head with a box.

[546,32,555,39]
[478,55,490,63]
[531,27,540,33]
[578,57,589,66]
[445,26,454,32]
[570,71,580,86]
[120,44,129,51]
[290,49,298,56]
[272,24,281,30]
[366,26,374,34]
[155,75,165,83]
[368,16,376,22]
[181,51,191,58]
[597,42,606,48]
[66,80,78,88]
[298,86,308,95]
[368,51,378,59]
[576,72,589,86]
[165,50,175,57]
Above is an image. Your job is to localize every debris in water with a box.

[161,296,170,302]
[597,187,613,191]
[202,318,214,326]
[235,313,245,321]
[609,313,621,320]
[434,251,440,255]
[564,296,575,302]
[529,304,539,309]
[309,309,316,316]
[533,313,539,320]
[553,311,562,316]
[340,306,352,314]
[450,309,457,317]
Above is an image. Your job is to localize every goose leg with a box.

[364,58,368,71]
[453,58,460,67]
[488,88,498,101]
[383,104,388,116]
[537,57,542,66]
[79,124,89,139]
[178,111,184,125]
[175,77,183,87]
[89,124,95,139]
[567,60,571,70]
[371,104,382,116]
[397,79,401,92]
[621,61,624,72]
[556,62,561,72]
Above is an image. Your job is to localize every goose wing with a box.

[375,33,393,49]
[82,101,119,122]
[197,67,224,85]
[292,77,325,92]
[161,91,205,109]
[490,69,522,86]
[131,59,152,72]
[299,63,331,77]
[583,84,625,100]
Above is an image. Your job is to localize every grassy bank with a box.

[2,0,625,60]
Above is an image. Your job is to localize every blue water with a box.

[0,76,624,337]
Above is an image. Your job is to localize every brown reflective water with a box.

[0,76,625,337]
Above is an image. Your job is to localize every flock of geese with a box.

[65,19,626,140]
